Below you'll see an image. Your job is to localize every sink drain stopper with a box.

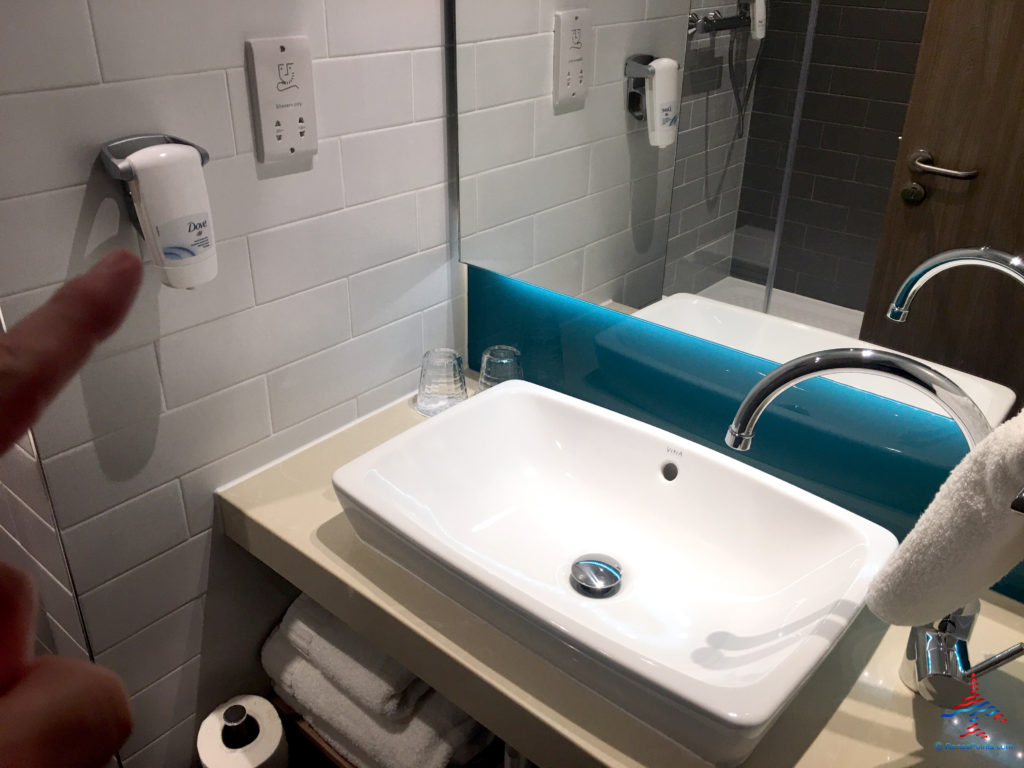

[570,554,622,598]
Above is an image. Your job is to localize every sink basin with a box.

[332,381,897,765]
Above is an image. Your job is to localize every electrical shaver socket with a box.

[244,36,318,165]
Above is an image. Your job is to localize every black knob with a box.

[901,182,927,205]
[221,704,261,749]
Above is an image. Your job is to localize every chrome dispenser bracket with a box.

[625,54,655,122]
[99,134,210,179]
[98,134,210,237]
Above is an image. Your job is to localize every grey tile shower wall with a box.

[459,1,690,310]
[0,1,462,764]
[664,1,761,296]
[733,0,927,309]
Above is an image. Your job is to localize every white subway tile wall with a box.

[0,2,466,761]
[458,1,690,305]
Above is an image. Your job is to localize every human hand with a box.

[0,249,142,768]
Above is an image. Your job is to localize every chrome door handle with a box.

[908,148,979,179]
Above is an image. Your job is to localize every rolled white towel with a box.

[262,629,482,768]
[867,407,1024,626]
[280,594,430,719]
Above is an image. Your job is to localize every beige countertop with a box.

[218,393,1024,767]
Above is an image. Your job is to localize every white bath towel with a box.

[867,407,1024,626]
[262,629,482,768]
[280,594,430,719]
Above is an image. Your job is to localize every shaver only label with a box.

[155,212,214,261]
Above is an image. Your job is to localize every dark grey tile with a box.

[865,100,907,131]
[732,232,771,267]
[854,155,896,186]
[741,162,785,193]
[744,137,786,167]
[691,90,738,124]
[781,220,807,246]
[753,85,798,116]
[778,245,840,280]
[740,187,777,217]
[816,5,844,35]
[875,40,921,73]
[681,145,736,183]
[730,257,770,283]
[793,146,860,178]
[749,111,795,141]
[720,186,742,215]
[787,197,849,229]
[769,1,813,33]
[671,177,709,212]
[802,92,871,125]
[757,58,804,89]
[807,63,834,92]
[837,7,927,42]
[681,61,726,98]
[812,176,890,210]
[810,35,879,69]
[820,122,899,158]
[771,267,800,293]
[736,209,778,231]
[804,226,880,263]
[797,118,825,147]
[787,170,814,198]
[836,258,876,307]
[829,67,913,101]
[793,274,848,306]
[763,31,803,62]
[698,212,737,244]
[884,0,929,11]
[676,201,719,235]
[845,207,885,238]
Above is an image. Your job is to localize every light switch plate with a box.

[245,36,318,165]
[553,9,592,113]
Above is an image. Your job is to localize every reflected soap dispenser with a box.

[100,135,217,289]
[645,58,679,149]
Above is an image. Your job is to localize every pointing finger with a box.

[0,249,142,453]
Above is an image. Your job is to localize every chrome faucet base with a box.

[900,601,1024,709]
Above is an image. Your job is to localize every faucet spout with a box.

[887,246,1024,322]
[725,348,992,451]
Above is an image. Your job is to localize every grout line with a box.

[83,0,105,83]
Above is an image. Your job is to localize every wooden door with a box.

[859,1,1024,415]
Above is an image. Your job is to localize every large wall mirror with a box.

[454,0,1024,413]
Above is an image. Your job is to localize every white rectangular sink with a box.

[332,381,897,765]
[634,294,1015,425]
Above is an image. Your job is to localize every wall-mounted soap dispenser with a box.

[99,134,217,289]
[625,55,680,149]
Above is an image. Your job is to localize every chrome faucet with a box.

[725,347,1024,708]
[724,347,992,451]
[887,246,1024,322]
[886,245,1024,512]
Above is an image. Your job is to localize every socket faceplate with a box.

[245,36,318,165]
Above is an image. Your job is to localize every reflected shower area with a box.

[679,0,924,337]
[455,0,928,338]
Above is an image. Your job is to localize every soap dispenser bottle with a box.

[644,58,679,149]
[100,134,218,289]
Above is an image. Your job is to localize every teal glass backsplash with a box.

[467,265,1024,602]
